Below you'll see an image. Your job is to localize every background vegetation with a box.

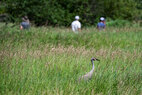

[1,0,142,26]
[0,24,142,94]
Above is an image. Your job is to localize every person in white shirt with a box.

[71,16,81,33]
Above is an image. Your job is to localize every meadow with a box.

[0,24,142,95]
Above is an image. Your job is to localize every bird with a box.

[78,57,100,82]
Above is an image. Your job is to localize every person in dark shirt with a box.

[97,17,105,30]
[20,16,30,30]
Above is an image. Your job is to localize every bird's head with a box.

[91,57,100,61]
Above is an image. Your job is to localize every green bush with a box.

[2,0,141,26]
[106,19,132,27]
[3,0,91,26]
[0,6,5,14]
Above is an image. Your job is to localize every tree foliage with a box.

[2,0,141,26]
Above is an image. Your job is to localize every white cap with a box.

[100,17,105,21]
[75,16,79,20]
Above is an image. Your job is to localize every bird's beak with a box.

[96,58,100,61]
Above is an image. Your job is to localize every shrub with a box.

[2,0,141,26]
[106,19,132,27]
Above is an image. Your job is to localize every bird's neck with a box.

[91,61,95,70]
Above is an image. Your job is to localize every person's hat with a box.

[75,16,79,20]
[24,16,28,20]
[100,17,105,21]
[24,16,28,19]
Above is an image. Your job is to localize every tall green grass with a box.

[0,25,142,95]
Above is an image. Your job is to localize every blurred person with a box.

[71,16,81,33]
[97,17,106,30]
[20,16,30,30]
